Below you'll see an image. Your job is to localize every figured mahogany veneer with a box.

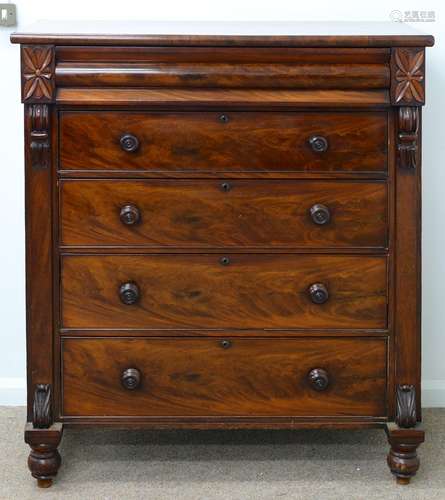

[60,180,388,249]
[61,254,388,330]
[62,337,387,417]
[55,88,391,108]
[59,111,387,174]
[12,22,433,487]
[55,46,392,63]
[55,62,390,89]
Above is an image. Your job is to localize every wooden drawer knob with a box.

[119,282,140,305]
[310,204,331,225]
[309,135,329,153]
[120,133,139,153]
[308,283,329,304]
[121,368,141,390]
[120,204,141,225]
[308,368,330,391]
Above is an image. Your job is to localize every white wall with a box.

[1,0,444,406]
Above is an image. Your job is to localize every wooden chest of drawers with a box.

[11,21,434,488]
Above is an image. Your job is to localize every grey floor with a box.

[1,407,444,500]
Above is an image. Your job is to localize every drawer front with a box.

[59,111,387,173]
[60,180,388,249]
[62,337,387,417]
[61,255,387,330]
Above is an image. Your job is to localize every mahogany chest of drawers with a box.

[11,22,434,488]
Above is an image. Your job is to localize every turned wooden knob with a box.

[120,133,139,152]
[309,135,328,153]
[310,204,331,225]
[121,368,141,390]
[308,368,330,391]
[119,204,140,225]
[308,283,329,304]
[119,282,140,305]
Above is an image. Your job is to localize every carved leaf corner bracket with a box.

[22,45,55,102]
[32,384,52,429]
[29,104,50,170]
[395,384,417,428]
[391,48,425,105]
[397,107,419,170]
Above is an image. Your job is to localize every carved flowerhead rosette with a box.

[21,45,55,103]
[391,48,425,105]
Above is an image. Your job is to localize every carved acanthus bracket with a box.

[21,45,55,103]
[32,384,52,429]
[397,107,419,170]
[29,104,50,170]
[390,48,425,105]
[395,384,417,428]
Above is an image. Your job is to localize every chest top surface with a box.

[11,20,434,46]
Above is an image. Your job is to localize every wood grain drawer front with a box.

[62,337,387,417]
[60,180,388,249]
[59,111,387,174]
[61,255,388,330]
[55,47,390,90]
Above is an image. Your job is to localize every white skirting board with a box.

[0,377,444,407]
[422,380,445,408]
[0,378,26,406]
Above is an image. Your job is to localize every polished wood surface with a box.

[385,423,425,484]
[60,180,388,249]
[25,423,63,487]
[56,46,391,63]
[61,254,388,330]
[10,20,435,47]
[24,105,54,417]
[12,25,433,486]
[395,110,422,418]
[56,88,390,108]
[56,62,389,89]
[62,337,387,417]
[60,111,387,173]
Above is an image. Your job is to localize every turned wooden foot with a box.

[25,422,63,487]
[385,423,424,484]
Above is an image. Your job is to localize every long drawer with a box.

[61,337,387,417]
[60,179,388,249]
[61,254,388,330]
[59,111,387,174]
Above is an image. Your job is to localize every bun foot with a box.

[385,423,424,484]
[25,422,63,488]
